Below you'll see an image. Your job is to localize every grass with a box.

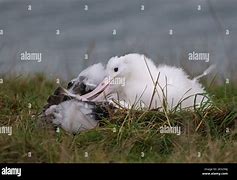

[0,74,237,163]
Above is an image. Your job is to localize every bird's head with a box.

[67,63,106,95]
[81,53,149,101]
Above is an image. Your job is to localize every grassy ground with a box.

[0,74,237,163]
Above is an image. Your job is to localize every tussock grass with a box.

[0,74,237,163]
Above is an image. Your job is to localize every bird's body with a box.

[45,100,98,133]
[90,54,209,110]
[44,99,111,134]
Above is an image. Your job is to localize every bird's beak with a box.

[80,77,112,101]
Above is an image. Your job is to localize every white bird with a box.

[84,53,212,110]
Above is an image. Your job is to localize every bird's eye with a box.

[67,81,74,89]
[114,67,118,72]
